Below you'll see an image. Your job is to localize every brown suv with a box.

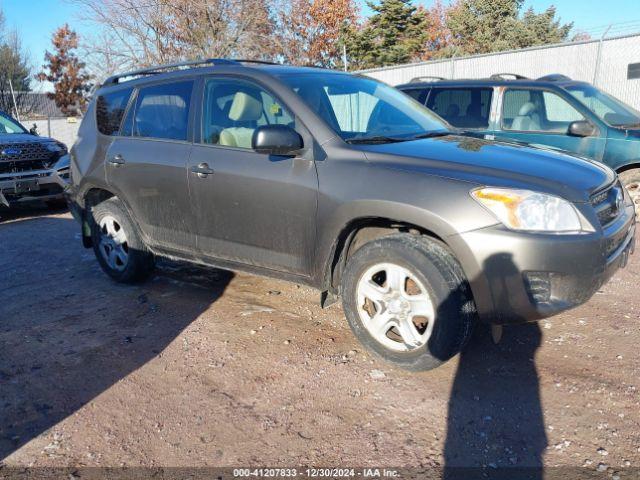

[66,59,635,370]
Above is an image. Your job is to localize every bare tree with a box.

[71,0,277,82]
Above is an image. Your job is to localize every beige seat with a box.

[511,102,541,131]
[219,92,263,148]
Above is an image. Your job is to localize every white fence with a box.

[360,33,640,111]
[22,117,81,148]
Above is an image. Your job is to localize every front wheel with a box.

[341,234,477,371]
[619,168,640,219]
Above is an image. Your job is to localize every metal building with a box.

[359,33,640,110]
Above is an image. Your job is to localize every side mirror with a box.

[252,125,303,156]
[568,120,596,137]
[29,124,39,136]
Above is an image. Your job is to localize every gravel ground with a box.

[0,206,639,473]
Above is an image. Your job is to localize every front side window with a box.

[278,73,447,143]
[502,89,585,133]
[132,81,193,141]
[201,78,295,149]
[96,88,133,136]
[566,84,640,127]
[427,88,493,128]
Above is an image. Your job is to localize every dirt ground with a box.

[1,205,639,474]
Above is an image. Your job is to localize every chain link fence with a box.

[360,33,640,111]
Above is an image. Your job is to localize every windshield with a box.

[566,84,640,127]
[277,72,449,143]
[0,112,27,134]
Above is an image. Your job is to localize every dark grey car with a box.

[66,60,636,371]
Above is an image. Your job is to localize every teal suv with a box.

[398,74,640,216]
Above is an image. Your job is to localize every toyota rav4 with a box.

[66,60,636,371]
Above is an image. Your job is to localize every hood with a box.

[0,133,58,144]
[358,134,614,203]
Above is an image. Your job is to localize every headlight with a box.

[471,187,592,233]
[46,141,68,155]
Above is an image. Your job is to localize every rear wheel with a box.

[341,233,477,371]
[90,197,155,283]
[620,168,640,219]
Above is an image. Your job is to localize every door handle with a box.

[108,154,125,166]
[190,162,214,178]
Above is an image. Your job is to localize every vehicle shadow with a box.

[0,216,233,461]
[0,202,67,224]
[443,253,547,479]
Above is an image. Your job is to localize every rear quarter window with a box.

[402,88,429,104]
[426,88,493,128]
[96,88,133,136]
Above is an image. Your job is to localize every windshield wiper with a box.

[407,131,452,140]
[345,135,408,144]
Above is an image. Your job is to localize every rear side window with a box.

[132,81,193,141]
[426,88,493,128]
[96,88,133,136]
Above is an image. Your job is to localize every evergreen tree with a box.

[0,16,33,116]
[344,0,429,69]
[445,0,572,56]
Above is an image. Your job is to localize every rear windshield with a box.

[96,88,133,136]
[426,88,493,129]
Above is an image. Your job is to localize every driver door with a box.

[188,77,318,276]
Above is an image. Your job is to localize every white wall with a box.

[360,33,640,110]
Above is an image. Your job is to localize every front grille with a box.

[0,159,48,174]
[591,183,623,226]
[0,142,59,175]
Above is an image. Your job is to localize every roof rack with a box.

[489,73,529,80]
[536,74,572,82]
[102,58,280,86]
[410,76,446,83]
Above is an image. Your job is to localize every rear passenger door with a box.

[426,87,493,132]
[494,88,606,160]
[105,80,198,253]
[188,76,318,276]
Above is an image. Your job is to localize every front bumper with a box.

[448,202,636,324]
[0,168,67,206]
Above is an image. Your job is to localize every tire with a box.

[89,197,155,283]
[341,233,477,371]
[619,168,640,219]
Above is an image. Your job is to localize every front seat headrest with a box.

[228,91,263,122]
[518,102,537,116]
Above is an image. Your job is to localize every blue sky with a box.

[2,0,639,91]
